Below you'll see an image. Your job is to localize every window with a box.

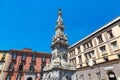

[69,50,75,56]
[42,56,46,62]
[108,71,117,80]
[1,52,6,61]
[72,58,76,65]
[77,46,81,53]
[71,58,76,65]
[16,74,21,80]
[85,53,91,60]
[80,75,84,80]
[107,30,114,39]
[89,42,93,48]
[83,41,93,50]
[70,59,74,65]
[90,51,95,58]
[78,56,82,67]
[111,41,119,51]
[8,63,14,71]
[97,35,103,43]
[12,54,17,60]
[83,44,88,50]
[96,72,101,80]
[88,74,91,80]
[85,51,95,60]
[19,63,24,71]
[0,63,3,70]
[6,73,11,80]
[100,46,107,56]
[29,64,34,71]
[70,59,76,66]
[22,54,26,60]
[78,56,82,63]
[72,50,75,55]
[69,52,72,57]
[32,55,36,61]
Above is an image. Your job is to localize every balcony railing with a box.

[102,52,108,56]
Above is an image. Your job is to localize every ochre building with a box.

[0,50,9,80]
[68,16,120,80]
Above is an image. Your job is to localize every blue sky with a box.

[0,0,120,53]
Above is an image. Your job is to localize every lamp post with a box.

[88,59,94,67]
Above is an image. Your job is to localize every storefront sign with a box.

[104,66,114,70]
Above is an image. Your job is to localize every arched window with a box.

[108,71,117,80]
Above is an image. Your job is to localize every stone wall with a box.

[76,62,120,80]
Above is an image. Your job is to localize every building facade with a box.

[68,16,120,80]
[3,48,51,80]
[0,50,10,80]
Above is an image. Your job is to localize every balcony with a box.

[7,68,14,72]
[114,49,120,54]
[21,58,26,62]
[12,58,16,62]
[31,60,36,63]
[102,52,108,56]
[18,69,24,72]
[99,40,103,44]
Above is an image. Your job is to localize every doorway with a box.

[108,71,117,80]
[27,77,32,80]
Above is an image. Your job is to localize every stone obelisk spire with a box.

[51,8,68,61]
[42,9,76,80]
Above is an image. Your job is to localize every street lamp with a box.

[88,59,94,67]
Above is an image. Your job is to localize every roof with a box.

[10,49,51,55]
[0,50,9,52]
[69,16,120,49]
